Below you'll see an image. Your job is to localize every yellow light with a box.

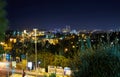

[72,45,75,48]
[64,48,68,52]
[0,42,5,45]
[23,30,27,34]
[10,38,16,43]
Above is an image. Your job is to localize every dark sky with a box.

[7,0,120,30]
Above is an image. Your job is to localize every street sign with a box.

[56,66,64,75]
[28,62,32,70]
[6,54,10,61]
[64,67,72,76]
[12,61,16,68]
[48,65,56,74]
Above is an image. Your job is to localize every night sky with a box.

[7,0,120,30]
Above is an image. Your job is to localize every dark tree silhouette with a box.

[0,0,8,41]
[0,0,8,54]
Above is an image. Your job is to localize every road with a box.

[0,62,9,77]
[0,62,66,77]
[0,68,44,77]
[0,69,44,77]
[0,62,43,77]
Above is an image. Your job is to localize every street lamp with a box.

[23,30,28,72]
[33,29,38,72]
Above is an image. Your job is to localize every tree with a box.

[0,0,8,55]
[53,55,70,67]
[0,0,8,42]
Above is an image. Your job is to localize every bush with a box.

[49,73,56,77]
[71,48,120,77]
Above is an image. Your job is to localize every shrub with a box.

[49,73,56,77]
[71,48,120,77]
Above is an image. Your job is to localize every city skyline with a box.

[7,0,120,30]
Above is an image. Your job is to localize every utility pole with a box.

[33,29,38,77]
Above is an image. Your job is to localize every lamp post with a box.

[33,29,37,74]
[23,30,28,73]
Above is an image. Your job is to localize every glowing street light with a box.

[64,48,68,52]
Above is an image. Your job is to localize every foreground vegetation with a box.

[71,47,120,77]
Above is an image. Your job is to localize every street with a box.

[0,62,66,77]
[0,62,43,77]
